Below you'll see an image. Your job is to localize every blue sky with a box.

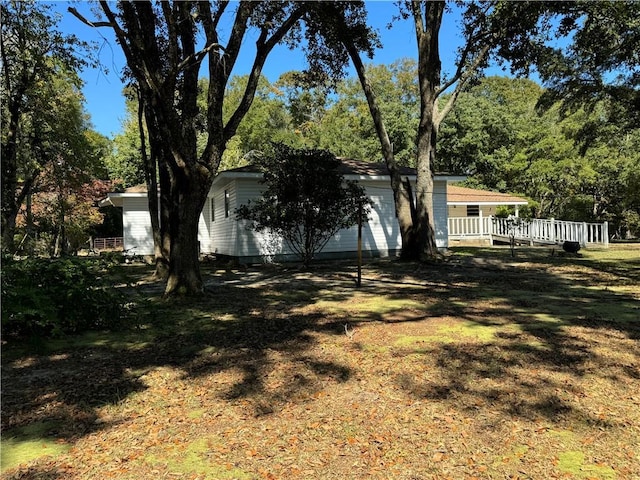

[52,2,474,139]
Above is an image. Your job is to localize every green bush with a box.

[1,256,127,338]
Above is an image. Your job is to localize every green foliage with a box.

[536,2,640,131]
[438,76,640,237]
[1,256,127,338]
[236,144,371,267]
[1,0,97,252]
[105,104,147,187]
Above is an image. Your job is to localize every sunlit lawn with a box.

[2,245,639,479]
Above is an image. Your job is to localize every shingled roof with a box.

[219,158,421,177]
[447,185,528,205]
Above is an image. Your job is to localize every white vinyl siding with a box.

[210,180,239,256]
[121,195,214,256]
[433,181,448,248]
[119,173,451,261]
[235,178,279,258]
[224,178,420,260]
[198,198,213,254]
[122,197,154,255]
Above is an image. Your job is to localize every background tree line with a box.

[1,1,114,256]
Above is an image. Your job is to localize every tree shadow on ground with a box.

[1,269,356,449]
[372,249,639,426]
[1,249,638,478]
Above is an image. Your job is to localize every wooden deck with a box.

[449,217,609,247]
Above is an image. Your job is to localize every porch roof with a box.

[447,185,528,206]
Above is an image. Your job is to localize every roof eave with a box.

[448,200,529,206]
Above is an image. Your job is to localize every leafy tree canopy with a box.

[534,2,640,131]
[1,0,95,252]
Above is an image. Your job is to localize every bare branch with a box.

[439,28,494,94]
[435,42,492,128]
[67,7,114,28]
[176,41,225,72]
[224,5,305,141]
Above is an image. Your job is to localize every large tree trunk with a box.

[415,122,439,259]
[413,1,444,260]
[164,171,212,296]
[138,94,170,278]
[342,41,419,260]
[0,87,25,253]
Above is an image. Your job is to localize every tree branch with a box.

[67,7,115,28]
[224,5,305,141]
[435,41,492,127]
[176,41,225,72]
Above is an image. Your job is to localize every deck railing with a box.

[448,216,493,238]
[448,216,609,247]
[92,237,124,251]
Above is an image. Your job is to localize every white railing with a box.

[448,216,493,238]
[92,237,124,251]
[448,216,609,247]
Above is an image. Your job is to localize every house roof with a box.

[215,158,464,183]
[101,159,468,207]
[223,158,418,177]
[122,184,148,193]
[447,185,528,205]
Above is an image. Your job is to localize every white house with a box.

[101,159,464,262]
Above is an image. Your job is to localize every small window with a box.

[224,189,230,218]
[467,205,480,217]
[210,197,215,222]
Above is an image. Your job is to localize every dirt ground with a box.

[2,246,639,479]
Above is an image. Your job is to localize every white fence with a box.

[448,216,493,238]
[448,216,609,247]
[92,237,124,251]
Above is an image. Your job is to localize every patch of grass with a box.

[143,438,252,479]
[313,295,427,320]
[558,450,617,479]
[1,421,71,473]
[395,320,501,346]
[187,408,206,419]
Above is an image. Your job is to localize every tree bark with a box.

[342,40,419,260]
[0,83,27,253]
[164,168,212,295]
[412,1,445,260]
[137,92,170,278]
